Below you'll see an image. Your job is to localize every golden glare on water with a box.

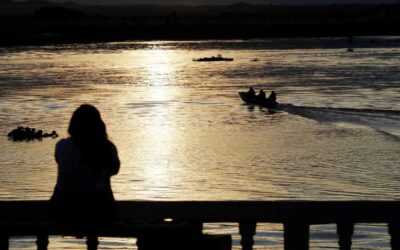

[139,115,175,198]
[114,49,183,199]
[135,49,176,88]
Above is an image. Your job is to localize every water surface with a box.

[0,37,399,249]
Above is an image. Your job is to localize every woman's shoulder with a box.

[56,138,75,150]
[108,140,117,150]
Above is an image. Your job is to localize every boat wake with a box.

[279,104,400,141]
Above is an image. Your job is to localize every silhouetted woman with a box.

[51,104,120,222]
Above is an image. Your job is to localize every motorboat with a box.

[239,91,278,108]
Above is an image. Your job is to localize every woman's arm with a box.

[108,142,120,176]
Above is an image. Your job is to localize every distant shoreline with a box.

[1,3,400,46]
[1,27,399,47]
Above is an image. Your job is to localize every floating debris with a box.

[7,126,58,141]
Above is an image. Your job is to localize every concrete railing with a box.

[1,200,400,250]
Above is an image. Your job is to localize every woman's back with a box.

[51,104,120,222]
[55,137,118,193]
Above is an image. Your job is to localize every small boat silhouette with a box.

[193,54,234,62]
[239,91,278,108]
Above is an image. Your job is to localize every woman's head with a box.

[68,104,107,141]
[67,104,115,175]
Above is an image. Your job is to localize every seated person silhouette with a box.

[258,89,266,99]
[268,91,277,103]
[50,104,120,223]
[248,87,256,97]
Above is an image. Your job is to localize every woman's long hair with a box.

[68,104,114,176]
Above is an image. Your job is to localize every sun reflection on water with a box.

[134,49,176,87]
[119,49,182,199]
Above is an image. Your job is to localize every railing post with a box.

[337,223,354,250]
[86,235,99,250]
[36,234,49,250]
[284,222,309,250]
[239,221,256,250]
[389,223,400,250]
[0,235,8,250]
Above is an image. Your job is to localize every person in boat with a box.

[268,91,277,103]
[248,87,256,97]
[50,104,120,223]
[258,89,266,99]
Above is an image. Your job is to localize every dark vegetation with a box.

[1,1,400,45]
[8,126,58,141]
